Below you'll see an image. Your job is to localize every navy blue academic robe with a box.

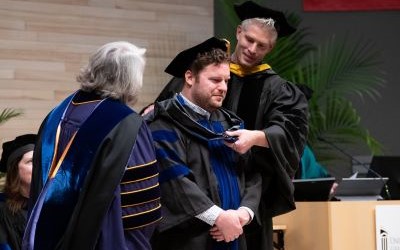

[23,91,161,250]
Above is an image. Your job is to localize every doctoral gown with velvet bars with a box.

[23,91,161,250]
[146,95,262,250]
[223,68,308,250]
[148,70,307,216]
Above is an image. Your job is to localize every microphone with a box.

[317,136,391,199]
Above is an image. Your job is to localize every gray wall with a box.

[216,0,400,158]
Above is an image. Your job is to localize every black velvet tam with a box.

[0,134,36,172]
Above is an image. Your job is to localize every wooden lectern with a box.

[273,200,400,250]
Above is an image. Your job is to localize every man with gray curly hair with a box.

[23,41,161,250]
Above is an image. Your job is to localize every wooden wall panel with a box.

[0,0,213,145]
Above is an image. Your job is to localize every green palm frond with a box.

[214,0,240,45]
[287,35,385,158]
[291,36,385,101]
[266,26,315,77]
[0,108,23,126]
[309,95,382,165]
[266,13,315,77]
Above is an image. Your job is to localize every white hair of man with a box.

[241,17,279,45]
[77,41,146,105]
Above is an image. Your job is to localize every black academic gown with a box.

[223,68,308,250]
[0,201,26,250]
[149,68,308,250]
[147,96,262,250]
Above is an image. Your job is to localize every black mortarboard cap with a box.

[165,37,229,78]
[234,1,296,37]
[0,134,36,173]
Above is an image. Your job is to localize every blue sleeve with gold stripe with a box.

[120,122,162,231]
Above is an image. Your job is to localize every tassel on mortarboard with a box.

[221,38,231,57]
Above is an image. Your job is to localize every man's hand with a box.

[237,207,251,226]
[225,129,269,154]
[210,210,243,242]
[140,103,154,116]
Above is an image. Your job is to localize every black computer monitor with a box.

[293,177,336,201]
[334,177,388,201]
[368,156,400,200]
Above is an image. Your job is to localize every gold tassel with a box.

[221,38,231,57]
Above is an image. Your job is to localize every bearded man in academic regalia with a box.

[146,37,262,250]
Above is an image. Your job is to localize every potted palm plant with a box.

[286,36,385,167]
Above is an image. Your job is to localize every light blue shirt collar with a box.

[178,93,211,120]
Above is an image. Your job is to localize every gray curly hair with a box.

[77,41,146,105]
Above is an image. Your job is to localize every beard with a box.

[192,92,222,113]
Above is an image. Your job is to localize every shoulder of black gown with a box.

[155,77,184,102]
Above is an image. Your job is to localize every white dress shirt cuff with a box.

[195,205,224,226]
[239,206,254,224]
